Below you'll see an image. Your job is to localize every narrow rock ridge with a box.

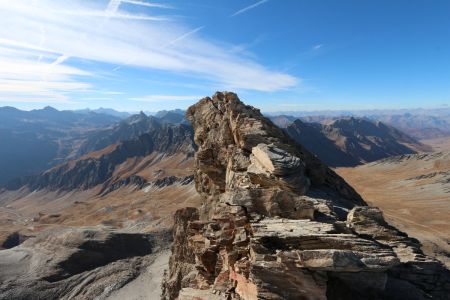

[99,174,194,195]
[162,92,450,300]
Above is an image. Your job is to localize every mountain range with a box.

[0,106,121,185]
[285,117,431,167]
[0,107,187,186]
[0,95,449,299]
[269,107,450,140]
[3,104,440,186]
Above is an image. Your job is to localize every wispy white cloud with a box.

[80,97,114,101]
[0,0,297,104]
[121,0,172,9]
[312,44,323,51]
[230,0,269,17]
[107,0,171,12]
[0,79,91,94]
[101,91,124,95]
[61,10,169,21]
[106,0,122,14]
[165,26,205,47]
[105,0,171,19]
[0,95,75,103]
[130,95,202,102]
[114,26,205,71]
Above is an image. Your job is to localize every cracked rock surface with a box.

[162,92,450,300]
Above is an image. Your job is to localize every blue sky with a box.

[0,0,449,112]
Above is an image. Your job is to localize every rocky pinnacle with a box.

[162,92,450,300]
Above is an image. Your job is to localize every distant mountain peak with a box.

[41,106,58,112]
[286,116,431,167]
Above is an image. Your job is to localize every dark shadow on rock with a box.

[44,233,155,282]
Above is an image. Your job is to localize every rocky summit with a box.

[162,92,450,300]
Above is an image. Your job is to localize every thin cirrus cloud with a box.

[230,0,269,17]
[0,0,297,104]
[312,44,323,51]
[130,95,203,102]
[119,0,172,9]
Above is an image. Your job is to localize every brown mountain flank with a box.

[285,117,431,167]
[337,151,450,268]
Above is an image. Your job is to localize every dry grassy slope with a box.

[421,136,450,152]
[0,184,201,248]
[336,151,450,267]
[0,153,200,249]
[113,152,194,180]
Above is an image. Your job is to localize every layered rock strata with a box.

[162,92,450,300]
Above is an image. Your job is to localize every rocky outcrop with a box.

[162,208,199,300]
[162,92,450,300]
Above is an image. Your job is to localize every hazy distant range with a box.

[265,107,450,140]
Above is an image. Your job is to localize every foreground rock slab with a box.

[162,92,450,300]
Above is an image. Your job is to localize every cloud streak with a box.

[165,26,205,47]
[230,0,269,17]
[130,95,202,102]
[0,0,297,104]
[312,44,323,51]
[121,0,172,9]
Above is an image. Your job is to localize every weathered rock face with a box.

[162,92,450,300]
[186,91,364,217]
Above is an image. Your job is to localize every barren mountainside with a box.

[286,117,431,167]
[0,109,193,187]
[4,123,195,192]
[0,126,201,299]
[75,112,162,157]
[337,151,450,267]
[269,108,450,140]
[0,106,121,185]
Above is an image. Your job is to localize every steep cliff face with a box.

[162,92,450,300]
